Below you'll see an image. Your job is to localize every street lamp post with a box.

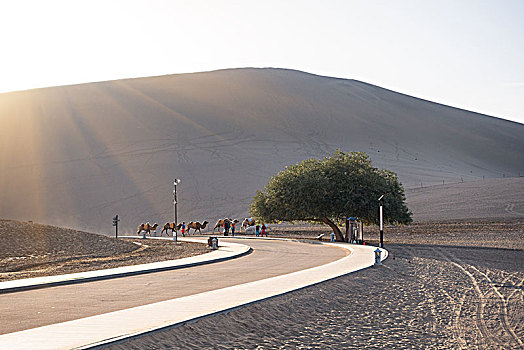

[173,178,181,242]
[378,194,384,248]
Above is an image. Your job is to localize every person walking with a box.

[261,224,267,237]
[255,224,260,237]
[181,222,186,236]
[231,221,236,236]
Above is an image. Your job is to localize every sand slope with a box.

[0,219,207,281]
[406,177,524,222]
[0,68,523,232]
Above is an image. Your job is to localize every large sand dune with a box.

[0,68,523,232]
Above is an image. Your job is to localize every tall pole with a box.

[379,203,383,248]
[173,179,180,242]
[378,195,384,248]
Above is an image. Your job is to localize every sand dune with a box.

[406,177,524,222]
[0,68,523,232]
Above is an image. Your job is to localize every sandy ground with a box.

[265,217,524,250]
[106,222,524,350]
[0,220,208,281]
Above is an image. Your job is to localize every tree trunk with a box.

[320,217,344,241]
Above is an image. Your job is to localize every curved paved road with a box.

[0,238,347,335]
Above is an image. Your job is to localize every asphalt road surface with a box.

[0,239,347,334]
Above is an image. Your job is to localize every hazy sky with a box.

[1,0,523,124]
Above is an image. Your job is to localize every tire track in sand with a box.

[402,246,440,334]
[431,247,498,349]
[505,203,524,216]
[507,275,524,301]
[495,272,524,330]
[468,266,524,348]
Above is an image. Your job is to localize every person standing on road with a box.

[224,219,230,236]
[261,223,267,237]
[255,224,260,237]
[231,221,236,236]
[181,222,186,236]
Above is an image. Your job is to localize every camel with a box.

[137,222,159,236]
[161,222,182,236]
[186,221,209,235]
[241,218,255,231]
[214,218,230,232]
[213,218,240,234]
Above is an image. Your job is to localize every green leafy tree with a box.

[250,151,412,241]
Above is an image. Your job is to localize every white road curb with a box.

[0,237,251,294]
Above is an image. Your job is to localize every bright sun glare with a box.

[0,0,523,123]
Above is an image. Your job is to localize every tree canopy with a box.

[250,151,412,241]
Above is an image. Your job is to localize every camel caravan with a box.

[136,218,255,237]
[137,221,208,237]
